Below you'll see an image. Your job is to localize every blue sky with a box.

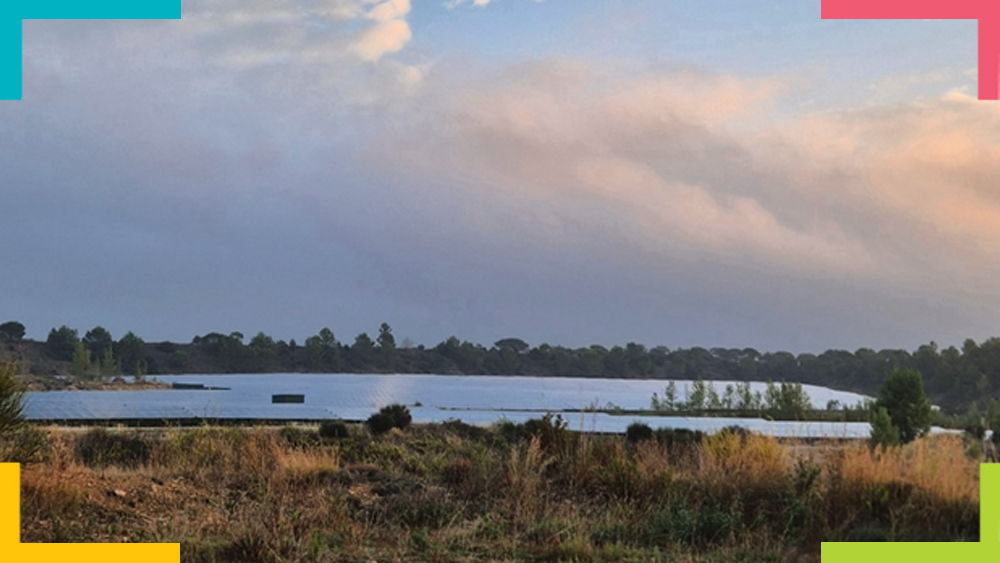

[1,1,999,354]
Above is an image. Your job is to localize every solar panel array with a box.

[22,373,880,437]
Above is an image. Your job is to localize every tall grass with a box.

[17,420,983,562]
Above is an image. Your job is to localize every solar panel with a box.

[21,374,879,437]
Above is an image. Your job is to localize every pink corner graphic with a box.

[822,0,1000,100]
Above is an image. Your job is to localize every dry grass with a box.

[13,421,984,562]
[835,435,977,504]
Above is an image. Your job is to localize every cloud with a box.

[25,0,417,71]
[363,59,1000,313]
[9,6,1000,351]
[446,0,543,8]
[381,61,873,279]
[352,0,413,62]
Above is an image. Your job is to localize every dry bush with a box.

[832,434,977,504]
[16,423,984,560]
[152,426,283,486]
[821,434,979,541]
[699,431,789,496]
[505,436,553,528]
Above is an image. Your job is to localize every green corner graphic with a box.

[821,463,1000,561]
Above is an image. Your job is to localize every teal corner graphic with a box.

[0,1,180,100]
[822,463,1000,561]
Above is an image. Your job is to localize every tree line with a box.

[3,319,1000,414]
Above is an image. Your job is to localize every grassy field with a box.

[15,419,982,562]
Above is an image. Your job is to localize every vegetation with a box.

[625,421,654,443]
[0,353,45,462]
[45,325,79,361]
[869,407,901,450]
[0,320,25,342]
[9,318,1000,417]
[15,420,982,562]
[874,369,932,445]
[318,420,350,439]
[367,403,412,435]
[0,353,26,439]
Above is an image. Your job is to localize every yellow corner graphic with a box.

[3,461,999,561]
[1,463,179,562]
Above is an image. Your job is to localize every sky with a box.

[1,0,998,354]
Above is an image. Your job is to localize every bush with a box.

[439,418,491,442]
[494,419,523,444]
[381,404,412,430]
[367,413,396,435]
[654,427,705,449]
[522,413,572,454]
[625,421,654,443]
[279,426,320,448]
[367,404,412,435]
[0,354,25,436]
[717,425,753,442]
[0,353,41,463]
[0,425,49,464]
[76,427,153,468]
[319,420,350,439]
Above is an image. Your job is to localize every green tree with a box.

[377,323,396,371]
[70,341,92,377]
[764,381,812,419]
[0,353,31,461]
[303,327,340,372]
[248,331,278,372]
[83,326,114,358]
[876,368,933,444]
[352,332,376,368]
[494,338,529,353]
[0,354,24,434]
[870,406,901,449]
[499,347,521,374]
[100,347,118,377]
[651,381,677,411]
[721,384,736,410]
[603,346,627,377]
[194,332,247,372]
[46,325,80,361]
[0,321,25,342]
[685,378,708,411]
[626,342,653,375]
[115,331,147,377]
[735,381,760,411]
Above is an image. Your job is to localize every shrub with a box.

[367,404,411,435]
[367,412,396,435]
[625,421,654,443]
[319,420,350,439]
[0,353,43,463]
[381,404,412,430]
[494,419,523,445]
[654,427,705,449]
[521,413,572,454]
[717,425,753,443]
[441,458,473,486]
[440,418,491,441]
[76,427,153,468]
[1,426,49,464]
[0,353,26,437]
[279,426,320,448]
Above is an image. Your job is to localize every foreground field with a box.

[18,421,981,562]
